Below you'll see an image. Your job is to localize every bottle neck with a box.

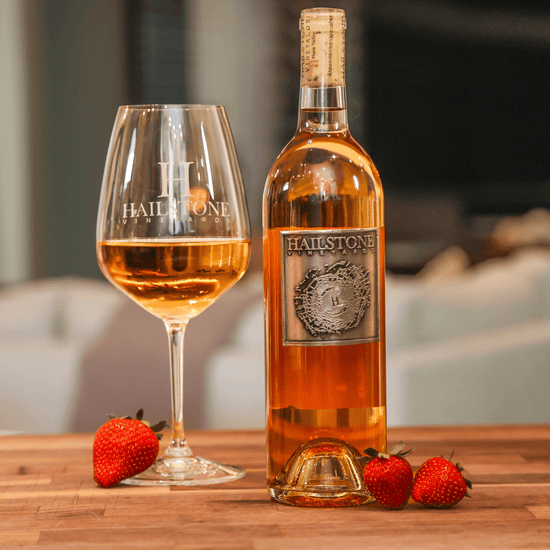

[297,9,348,134]
[298,86,348,133]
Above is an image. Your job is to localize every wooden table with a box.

[1,425,549,549]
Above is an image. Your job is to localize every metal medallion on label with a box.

[281,228,380,346]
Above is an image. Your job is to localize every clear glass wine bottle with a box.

[263,8,386,507]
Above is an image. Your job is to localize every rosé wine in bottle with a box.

[263,7,386,507]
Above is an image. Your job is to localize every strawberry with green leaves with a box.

[93,409,166,488]
[359,442,414,510]
[411,451,472,508]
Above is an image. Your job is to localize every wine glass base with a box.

[120,455,246,486]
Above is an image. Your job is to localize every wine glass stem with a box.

[165,321,193,458]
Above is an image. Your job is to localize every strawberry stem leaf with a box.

[150,421,167,433]
[361,442,413,461]
[364,447,380,458]
[389,441,406,455]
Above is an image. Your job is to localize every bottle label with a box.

[281,228,380,346]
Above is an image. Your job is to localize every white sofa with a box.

[0,277,124,433]
[1,247,549,433]
[204,248,550,428]
[0,274,262,434]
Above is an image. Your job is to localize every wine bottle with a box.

[263,7,386,507]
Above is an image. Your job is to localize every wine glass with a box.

[96,105,251,485]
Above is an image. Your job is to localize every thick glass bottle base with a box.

[268,486,374,507]
[268,437,373,507]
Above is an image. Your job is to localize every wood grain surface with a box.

[0,425,549,549]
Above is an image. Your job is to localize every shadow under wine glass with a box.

[96,104,251,485]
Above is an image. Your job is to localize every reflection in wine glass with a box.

[96,105,251,485]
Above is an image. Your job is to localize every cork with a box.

[300,8,346,88]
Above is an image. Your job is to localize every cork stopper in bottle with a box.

[300,8,346,88]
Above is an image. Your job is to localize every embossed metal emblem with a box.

[281,228,380,346]
[294,261,371,337]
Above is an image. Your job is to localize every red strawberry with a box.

[359,442,414,509]
[93,409,166,487]
[411,452,472,508]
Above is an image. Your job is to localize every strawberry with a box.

[93,409,166,488]
[359,442,414,510]
[411,452,472,508]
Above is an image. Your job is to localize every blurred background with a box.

[1,0,549,433]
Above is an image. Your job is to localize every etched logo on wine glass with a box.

[121,161,231,228]
[294,261,370,337]
[158,161,193,198]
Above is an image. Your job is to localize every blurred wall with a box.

[4,0,548,283]
[30,0,127,280]
[186,0,279,230]
[4,0,279,282]
[0,0,31,284]
[8,0,128,282]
